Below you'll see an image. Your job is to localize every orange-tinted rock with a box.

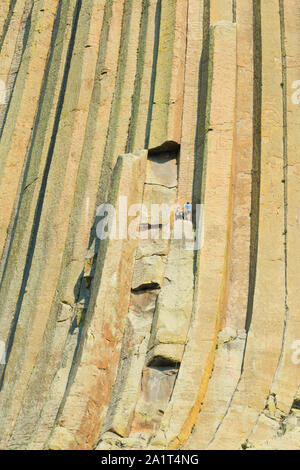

[0,0,299,452]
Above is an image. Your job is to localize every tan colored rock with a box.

[0,0,60,260]
[186,0,254,450]
[248,413,280,447]
[0,0,30,130]
[148,0,187,149]
[97,431,146,450]
[131,255,166,291]
[225,0,253,332]
[0,1,10,40]
[128,0,160,152]
[250,428,300,451]
[100,291,157,438]
[177,0,204,204]
[131,366,177,438]
[107,0,144,168]
[186,331,247,450]
[269,0,300,415]
[210,0,233,24]
[146,237,194,365]
[1,0,111,449]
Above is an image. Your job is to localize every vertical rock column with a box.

[0,0,63,448]
[177,0,204,205]
[0,0,32,130]
[145,236,194,367]
[0,0,76,350]
[269,0,300,415]
[0,1,10,40]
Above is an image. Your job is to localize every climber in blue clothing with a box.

[184,202,192,221]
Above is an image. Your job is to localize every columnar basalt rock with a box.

[0,0,299,451]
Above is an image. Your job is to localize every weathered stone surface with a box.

[131,255,166,291]
[185,328,247,450]
[131,366,178,437]
[142,184,176,226]
[47,150,147,450]
[99,291,157,439]
[210,0,233,24]
[177,0,204,205]
[146,154,177,188]
[150,21,237,450]
[148,0,187,150]
[0,0,60,261]
[136,233,169,260]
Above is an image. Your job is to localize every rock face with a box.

[0,0,299,450]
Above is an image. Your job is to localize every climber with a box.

[184,202,192,221]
